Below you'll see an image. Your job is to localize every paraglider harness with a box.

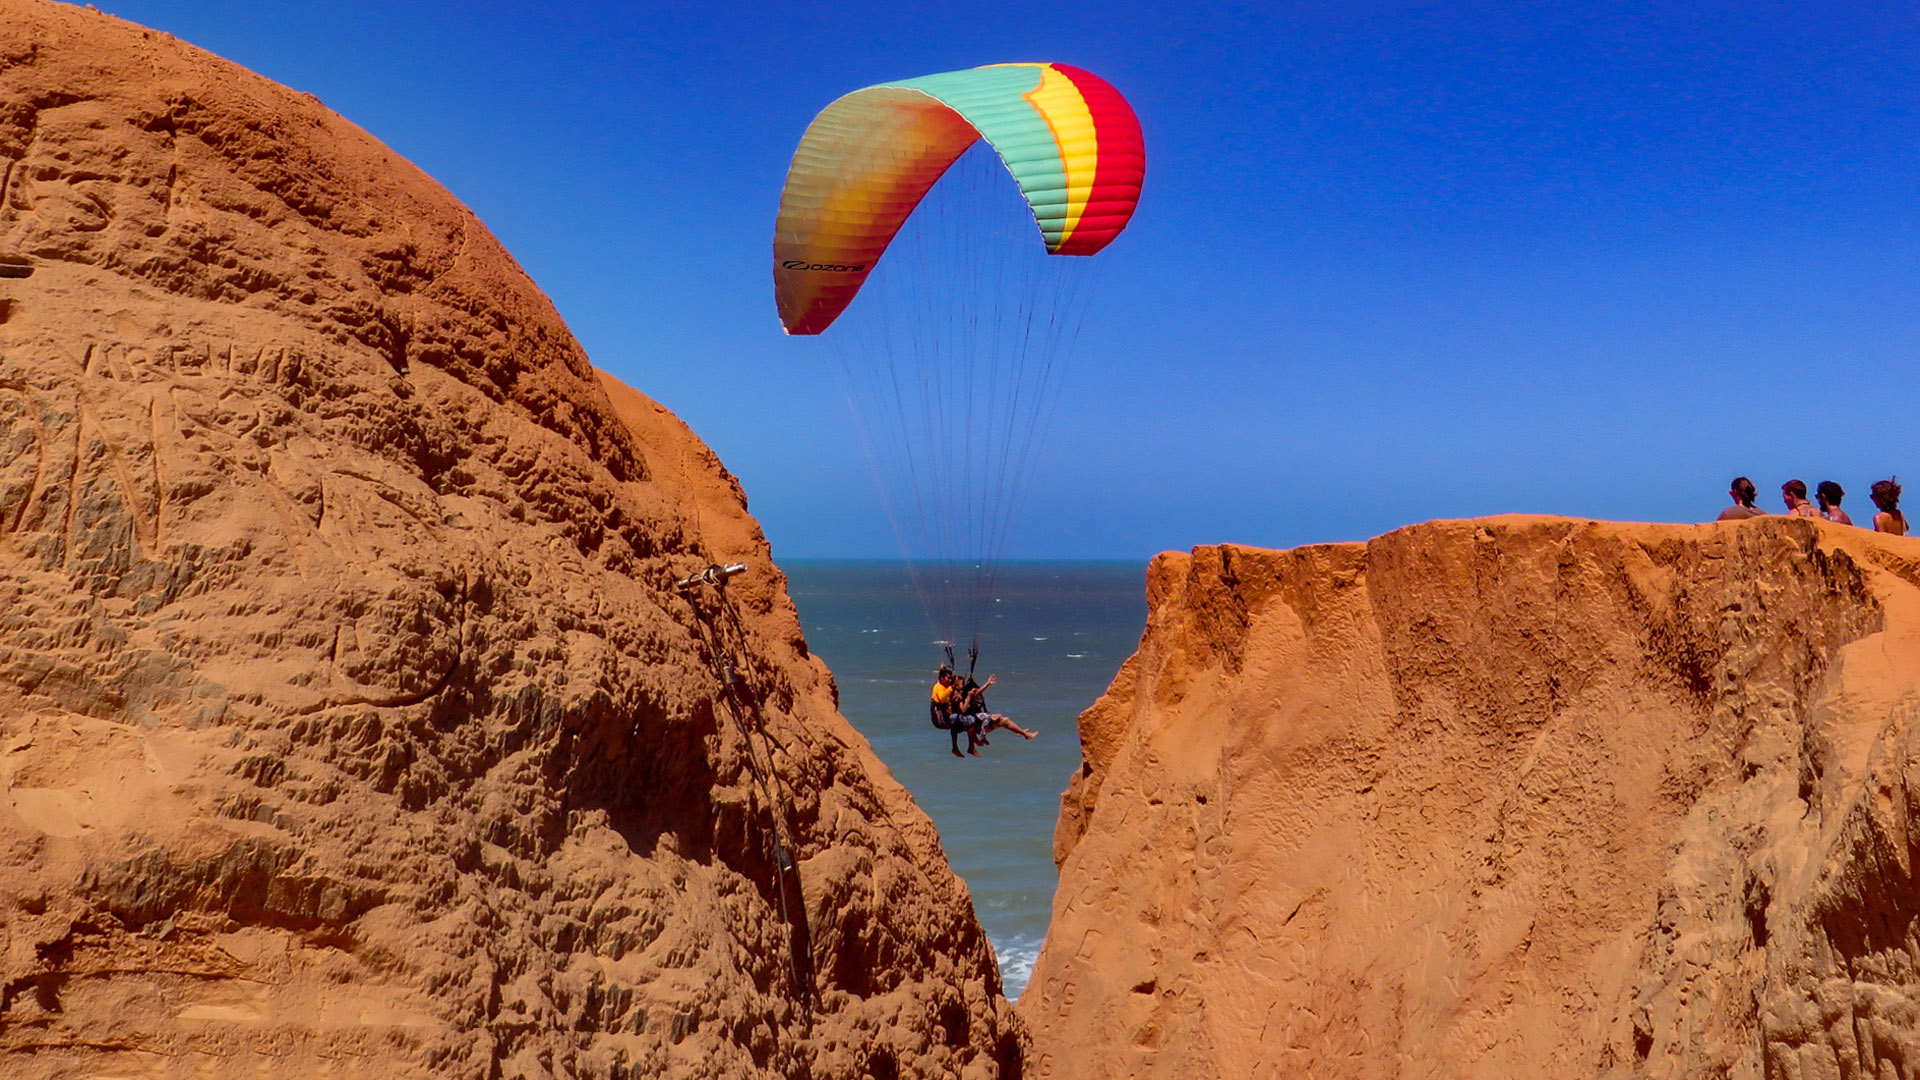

[929,642,983,733]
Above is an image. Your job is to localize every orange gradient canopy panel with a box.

[774,63,1146,335]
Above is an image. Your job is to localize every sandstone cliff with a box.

[0,2,1017,1077]
[1025,516,1920,1079]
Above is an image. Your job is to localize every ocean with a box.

[783,560,1149,1000]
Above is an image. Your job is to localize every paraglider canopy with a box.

[774,63,1145,335]
[774,62,1145,653]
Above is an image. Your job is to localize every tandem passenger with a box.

[956,673,1037,745]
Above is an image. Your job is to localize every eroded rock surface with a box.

[0,2,1015,1076]
[1026,516,1920,1080]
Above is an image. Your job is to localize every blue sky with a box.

[90,1,1920,558]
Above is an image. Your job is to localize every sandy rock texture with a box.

[0,2,1017,1076]
[1025,516,1920,1079]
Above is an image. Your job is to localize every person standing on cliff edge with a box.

[1817,481,1854,526]
[1782,480,1820,519]
[1872,479,1908,536]
[1717,477,1767,521]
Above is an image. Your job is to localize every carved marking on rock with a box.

[147,395,163,550]
[71,381,155,559]
[56,410,80,567]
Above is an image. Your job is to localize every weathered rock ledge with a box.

[1024,515,1920,1080]
[0,2,1016,1077]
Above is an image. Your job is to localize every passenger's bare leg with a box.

[990,715,1037,739]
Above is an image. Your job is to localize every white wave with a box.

[1032,636,1048,641]
[994,936,1043,1000]
[1065,653,1088,659]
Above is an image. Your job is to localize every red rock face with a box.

[0,2,1017,1076]
[1026,516,1920,1079]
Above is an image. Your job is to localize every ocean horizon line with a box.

[778,556,1152,566]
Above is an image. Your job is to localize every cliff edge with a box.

[1025,516,1920,1079]
[0,2,1015,1077]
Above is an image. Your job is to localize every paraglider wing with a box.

[774,63,1145,336]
